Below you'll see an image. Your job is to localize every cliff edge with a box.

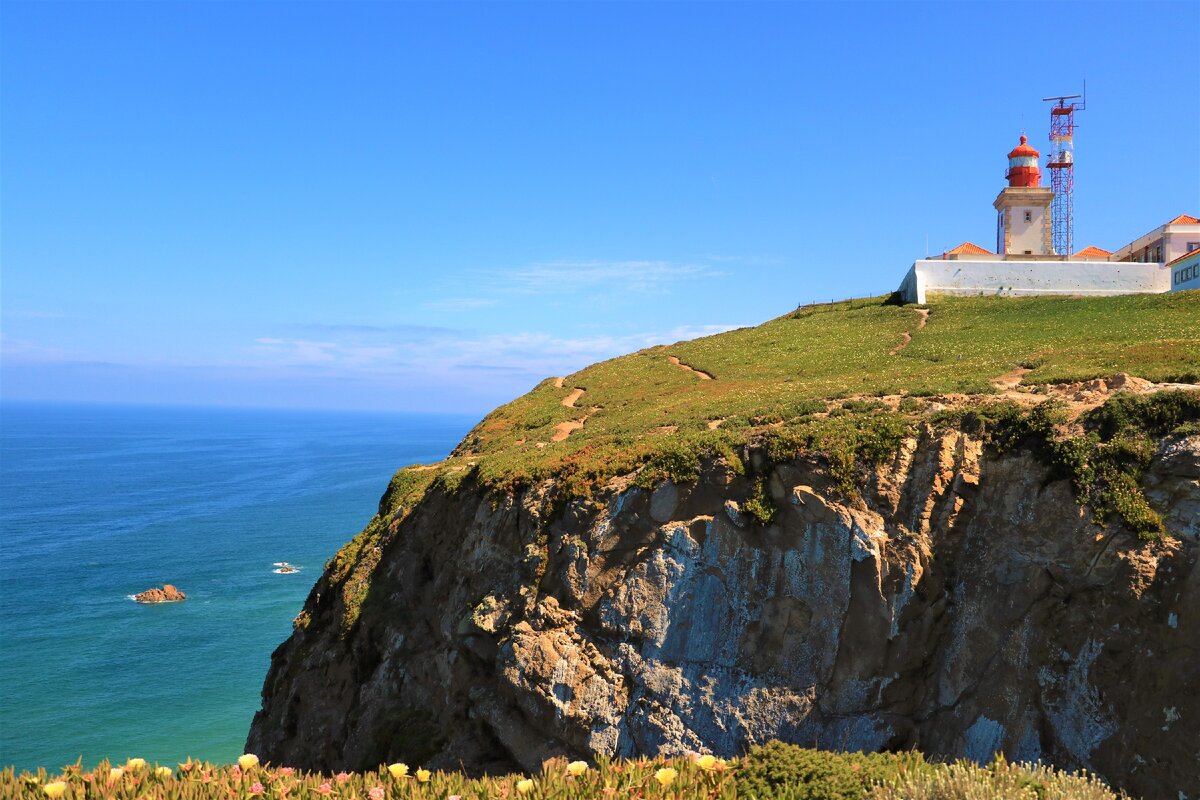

[247,294,1200,798]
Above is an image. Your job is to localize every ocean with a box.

[0,402,476,773]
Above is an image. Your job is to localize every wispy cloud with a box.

[250,337,406,368]
[421,297,498,313]
[287,322,459,339]
[3,322,746,412]
[409,257,744,314]
[9,309,73,320]
[1,334,76,363]
[244,322,740,377]
[501,260,724,295]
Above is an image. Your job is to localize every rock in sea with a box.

[134,584,186,603]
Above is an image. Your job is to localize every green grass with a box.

[444,293,1199,497]
[319,294,1199,633]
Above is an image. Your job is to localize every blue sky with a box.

[3,1,1198,413]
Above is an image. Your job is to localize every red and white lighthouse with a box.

[994,134,1054,255]
[1005,135,1041,187]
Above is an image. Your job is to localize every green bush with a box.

[742,477,777,525]
[736,742,930,800]
[931,393,1196,540]
[869,755,1124,800]
[1084,389,1200,439]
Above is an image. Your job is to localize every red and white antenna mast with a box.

[1042,86,1086,256]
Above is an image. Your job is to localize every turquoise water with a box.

[0,403,475,772]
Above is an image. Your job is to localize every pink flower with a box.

[278,767,294,777]
[449,796,462,800]
[231,766,242,779]
[249,782,265,795]
[335,772,351,784]
[317,783,333,795]
[369,786,385,800]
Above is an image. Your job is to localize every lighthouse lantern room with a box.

[993,135,1054,256]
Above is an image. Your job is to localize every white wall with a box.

[898,260,1170,304]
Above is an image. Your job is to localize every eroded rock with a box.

[247,433,1200,798]
[134,584,186,603]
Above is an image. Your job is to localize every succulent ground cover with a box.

[5,745,1126,799]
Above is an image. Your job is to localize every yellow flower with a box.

[238,754,260,770]
[43,782,68,799]
[387,762,409,779]
[415,768,431,783]
[125,758,147,771]
[516,778,534,794]
[654,767,677,786]
[695,754,719,771]
[566,761,588,777]
[156,766,173,779]
[108,767,124,782]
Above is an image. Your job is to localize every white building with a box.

[897,135,1197,303]
[1108,214,1200,264]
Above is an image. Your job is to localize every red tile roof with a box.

[1073,245,1112,258]
[1166,248,1200,267]
[944,242,994,256]
[1167,214,1200,225]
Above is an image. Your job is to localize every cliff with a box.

[246,295,1200,798]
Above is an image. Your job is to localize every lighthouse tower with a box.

[993,135,1054,256]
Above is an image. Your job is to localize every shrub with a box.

[737,743,867,800]
[869,756,1124,800]
[736,742,929,800]
[742,478,777,525]
[1084,390,1200,440]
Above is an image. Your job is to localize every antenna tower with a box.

[1042,87,1086,256]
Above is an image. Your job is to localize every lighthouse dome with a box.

[1007,134,1040,160]
[1005,134,1041,187]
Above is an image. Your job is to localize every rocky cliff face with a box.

[247,429,1199,799]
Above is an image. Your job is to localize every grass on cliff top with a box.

[422,292,1199,498]
[7,743,1127,799]
[324,296,1200,635]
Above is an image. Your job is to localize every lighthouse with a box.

[993,135,1054,255]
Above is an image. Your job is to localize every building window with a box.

[1156,245,1162,262]
[1024,211,1032,223]
[1024,250,1032,255]
[1188,242,1199,252]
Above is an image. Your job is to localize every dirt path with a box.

[992,366,1032,391]
[551,405,599,442]
[553,377,565,389]
[888,332,912,355]
[667,356,714,380]
[552,418,586,442]
[890,308,930,355]
[562,387,585,408]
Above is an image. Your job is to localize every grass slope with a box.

[443,293,1199,494]
[325,294,1199,633]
